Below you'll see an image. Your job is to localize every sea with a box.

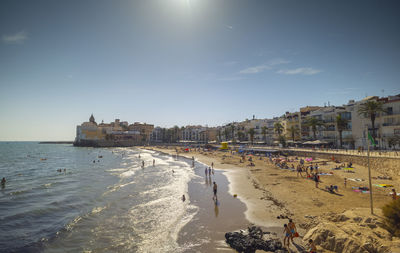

[0,142,247,253]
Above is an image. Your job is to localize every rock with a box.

[225,226,287,252]
[303,209,393,253]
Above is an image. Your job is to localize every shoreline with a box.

[144,148,291,250]
[146,146,400,252]
[146,147,288,227]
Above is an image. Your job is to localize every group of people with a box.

[282,219,298,248]
[283,219,317,252]
[204,166,215,176]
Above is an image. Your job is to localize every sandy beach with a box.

[146,146,400,252]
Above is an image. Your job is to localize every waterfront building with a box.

[128,122,154,143]
[74,115,149,147]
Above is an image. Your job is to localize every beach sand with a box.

[146,146,400,252]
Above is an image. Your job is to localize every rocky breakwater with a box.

[303,208,400,252]
[225,226,288,253]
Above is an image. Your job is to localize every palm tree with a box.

[305,117,324,140]
[261,126,267,142]
[287,125,299,142]
[237,131,245,141]
[274,122,284,136]
[357,100,386,143]
[248,128,255,145]
[230,124,236,143]
[217,129,222,142]
[173,125,180,143]
[279,135,286,147]
[224,128,230,141]
[336,115,348,148]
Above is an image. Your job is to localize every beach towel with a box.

[348,178,364,182]
[374,184,394,188]
[352,186,369,191]
[353,189,370,194]
[305,158,313,162]
[318,173,333,176]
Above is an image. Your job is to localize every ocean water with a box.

[0,142,198,253]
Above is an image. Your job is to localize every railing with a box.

[382,122,400,127]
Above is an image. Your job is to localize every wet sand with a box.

[146,149,285,252]
[177,156,249,252]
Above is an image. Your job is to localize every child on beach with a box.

[283,224,291,248]
[288,219,297,244]
[309,239,317,253]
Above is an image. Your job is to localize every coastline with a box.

[144,148,290,251]
[145,146,400,252]
[146,147,287,227]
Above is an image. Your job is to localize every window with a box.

[340,112,351,120]
[385,107,393,115]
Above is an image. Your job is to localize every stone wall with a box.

[286,150,400,177]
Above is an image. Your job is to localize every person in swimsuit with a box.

[288,219,297,243]
[213,182,218,200]
[205,167,208,176]
[309,239,317,253]
[283,224,291,248]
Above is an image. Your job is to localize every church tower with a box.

[89,114,96,124]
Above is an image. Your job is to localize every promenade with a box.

[242,145,400,159]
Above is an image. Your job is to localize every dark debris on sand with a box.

[225,226,288,253]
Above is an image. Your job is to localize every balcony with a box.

[382,122,400,127]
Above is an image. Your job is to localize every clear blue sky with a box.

[1,0,399,141]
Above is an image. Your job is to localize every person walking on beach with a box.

[283,224,291,248]
[344,178,347,188]
[296,165,303,178]
[142,160,145,168]
[208,167,211,176]
[213,182,218,200]
[205,167,208,176]
[211,162,214,169]
[153,159,155,166]
[288,219,297,244]
[313,173,319,188]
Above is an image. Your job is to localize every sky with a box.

[0,0,399,141]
